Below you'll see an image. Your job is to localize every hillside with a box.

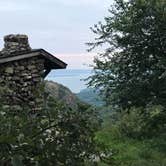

[45,81,79,109]
[44,81,90,110]
[76,88,105,107]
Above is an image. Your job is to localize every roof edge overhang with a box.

[39,49,67,69]
[0,49,67,70]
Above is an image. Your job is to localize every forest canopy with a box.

[87,0,166,109]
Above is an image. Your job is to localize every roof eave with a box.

[39,49,67,69]
[0,49,67,70]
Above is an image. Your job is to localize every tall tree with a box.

[87,0,166,109]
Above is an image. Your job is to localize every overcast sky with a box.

[0,0,113,69]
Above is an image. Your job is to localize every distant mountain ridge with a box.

[46,69,92,93]
[45,81,79,109]
[44,81,104,108]
[76,88,105,107]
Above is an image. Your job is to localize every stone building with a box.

[0,34,67,112]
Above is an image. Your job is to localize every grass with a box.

[95,126,166,166]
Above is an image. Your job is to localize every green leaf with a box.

[11,155,24,166]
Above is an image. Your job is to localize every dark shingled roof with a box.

[0,49,67,70]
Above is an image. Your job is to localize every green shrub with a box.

[95,106,166,166]
[113,106,166,139]
[116,108,145,139]
[0,98,101,165]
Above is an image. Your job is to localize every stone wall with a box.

[0,57,45,112]
[0,34,31,56]
[0,34,44,112]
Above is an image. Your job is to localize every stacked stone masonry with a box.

[0,57,44,111]
[0,34,31,56]
[0,35,44,112]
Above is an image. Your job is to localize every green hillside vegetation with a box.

[87,0,166,165]
[95,107,166,166]
[45,81,81,109]
[0,84,101,165]
[44,80,91,111]
[77,88,105,107]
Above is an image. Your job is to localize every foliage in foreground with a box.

[96,106,166,166]
[77,88,105,107]
[86,0,166,165]
[87,0,166,109]
[0,98,101,166]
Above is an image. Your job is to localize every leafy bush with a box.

[95,105,166,166]
[116,106,166,139]
[116,108,145,139]
[0,97,101,165]
[87,0,166,109]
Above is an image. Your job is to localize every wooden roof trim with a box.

[0,49,67,69]
[39,49,67,69]
[0,52,39,64]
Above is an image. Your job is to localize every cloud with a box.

[55,0,110,7]
[55,53,96,69]
[0,0,111,12]
[0,0,113,54]
[0,1,29,11]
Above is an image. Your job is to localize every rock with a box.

[45,81,79,109]
[2,105,10,110]
[0,56,44,111]
[19,66,25,70]
[5,67,14,74]
[27,65,36,70]
[2,34,31,56]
